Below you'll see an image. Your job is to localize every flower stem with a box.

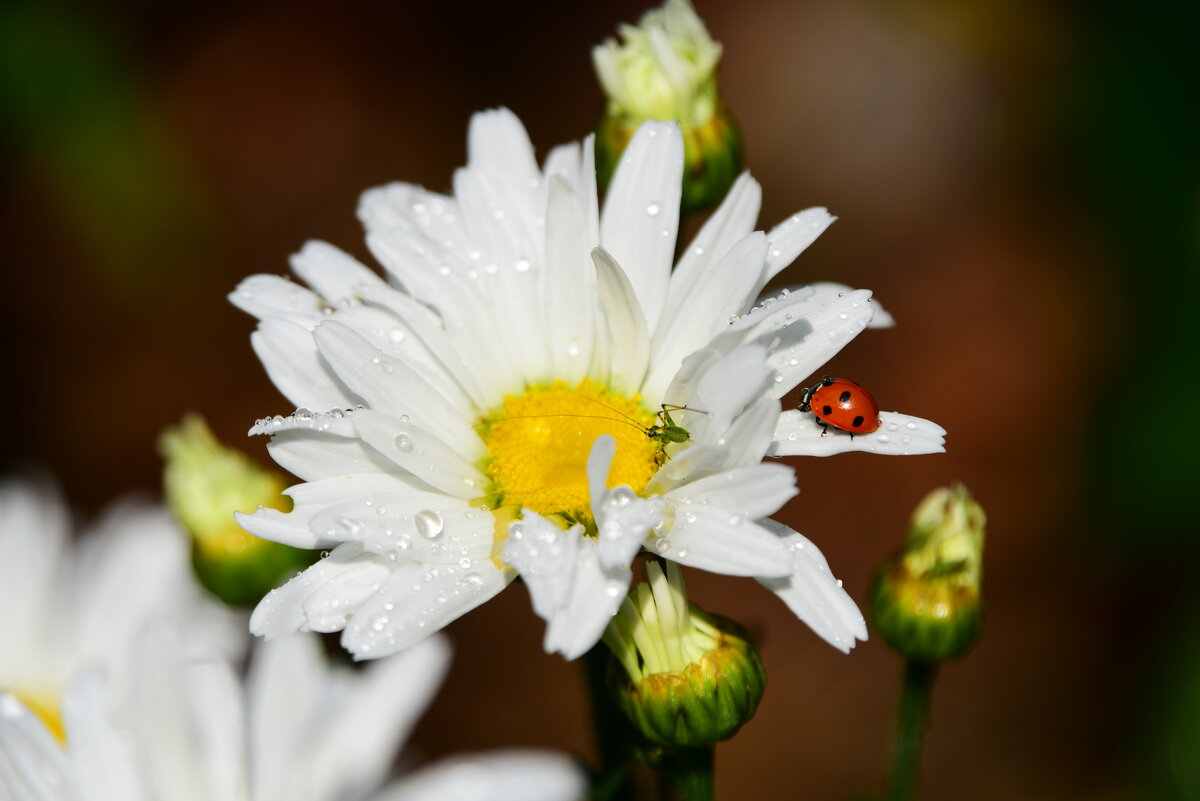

[657,746,714,801]
[584,645,637,801]
[887,659,938,801]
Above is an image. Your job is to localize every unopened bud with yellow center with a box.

[593,0,742,213]
[871,484,986,662]
[160,415,312,606]
[603,561,764,747]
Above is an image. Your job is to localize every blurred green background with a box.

[2,1,1196,798]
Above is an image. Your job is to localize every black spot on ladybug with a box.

[839,390,852,403]
[821,405,833,416]
[852,415,865,428]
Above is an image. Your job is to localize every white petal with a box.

[643,232,769,401]
[311,499,491,564]
[645,504,791,578]
[761,289,877,399]
[357,283,493,412]
[266,428,400,482]
[543,540,630,660]
[654,172,762,340]
[0,483,68,667]
[249,546,389,639]
[229,274,324,325]
[252,318,357,411]
[591,247,651,395]
[236,472,426,549]
[364,227,523,398]
[543,134,599,245]
[249,407,357,438]
[586,434,617,519]
[599,121,683,331]
[594,488,658,571]
[543,141,582,191]
[542,176,596,382]
[371,750,587,801]
[248,634,326,801]
[179,662,246,801]
[320,636,452,798]
[451,166,546,383]
[0,695,78,801]
[253,634,453,801]
[351,410,488,499]
[289,240,386,305]
[314,321,484,460]
[762,207,836,283]
[502,511,582,620]
[467,108,541,208]
[680,344,772,441]
[756,521,867,653]
[61,673,143,801]
[651,396,780,492]
[340,561,511,660]
[806,282,894,327]
[770,410,947,457]
[663,463,797,521]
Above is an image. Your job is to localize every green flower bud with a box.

[871,484,986,662]
[592,0,742,213]
[604,561,765,747]
[159,414,312,606]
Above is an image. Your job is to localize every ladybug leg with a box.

[818,419,829,438]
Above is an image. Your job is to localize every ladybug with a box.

[797,377,881,437]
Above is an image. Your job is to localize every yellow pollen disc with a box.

[480,380,660,527]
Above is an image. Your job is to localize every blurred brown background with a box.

[3,0,1197,799]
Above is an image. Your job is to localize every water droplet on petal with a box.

[395,432,413,452]
[609,486,635,507]
[646,202,661,216]
[415,509,444,539]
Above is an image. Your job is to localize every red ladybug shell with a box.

[798,377,881,434]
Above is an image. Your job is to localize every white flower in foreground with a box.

[0,480,244,741]
[0,633,586,801]
[234,108,945,661]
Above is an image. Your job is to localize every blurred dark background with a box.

[2,1,1197,798]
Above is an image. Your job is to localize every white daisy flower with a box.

[0,632,587,801]
[234,109,944,661]
[0,480,244,742]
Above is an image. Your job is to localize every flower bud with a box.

[159,415,311,606]
[604,561,765,747]
[592,0,742,213]
[871,484,986,662]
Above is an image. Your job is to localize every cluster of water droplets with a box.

[326,501,494,656]
[248,405,364,436]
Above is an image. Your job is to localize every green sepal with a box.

[191,536,315,608]
[870,559,983,663]
[609,609,765,748]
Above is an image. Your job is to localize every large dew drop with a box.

[415,509,444,539]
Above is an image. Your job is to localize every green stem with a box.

[888,659,938,801]
[584,645,637,801]
[658,746,714,801]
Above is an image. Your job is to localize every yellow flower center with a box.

[479,380,660,528]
